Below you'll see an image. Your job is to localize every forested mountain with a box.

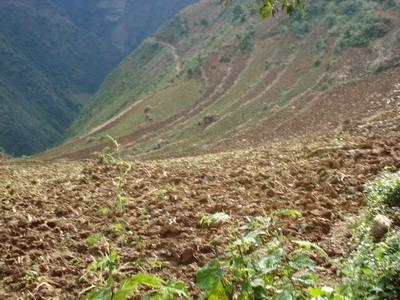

[0,0,194,156]
[45,0,400,160]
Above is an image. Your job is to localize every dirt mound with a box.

[1,108,400,298]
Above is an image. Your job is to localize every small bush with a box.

[196,173,400,300]
[200,212,230,226]
[200,18,209,27]
[337,0,364,16]
[264,58,281,70]
[366,171,400,210]
[286,0,392,53]
[232,5,245,21]
[290,20,311,37]
[83,244,188,299]
[335,171,400,299]
[220,53,232,63]
[184,54,205,78]
[237,25,256,53]
[195,211,327,299]
[338,232,400,299]
[156,14,188,43]
[334,14,392,53]
[314,38,327,66]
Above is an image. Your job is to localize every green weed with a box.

[196,209,324,299]
[86,233,105,247]
[109,223,126,236]
[83,245,188,300]
[307,171,400,299]
[200,212,231,227]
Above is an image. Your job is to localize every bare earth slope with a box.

[1,107,400,298]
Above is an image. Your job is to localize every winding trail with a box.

[153,39,182,74]
[82,99,145,138]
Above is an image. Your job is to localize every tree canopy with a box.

[222,0,307,17]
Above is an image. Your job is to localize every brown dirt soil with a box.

[1,107,400,299]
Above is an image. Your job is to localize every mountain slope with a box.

[3,106,400,298]
[0,0,194,156]
[44,0,400,159]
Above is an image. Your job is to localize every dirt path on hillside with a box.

[2,110,400,299]
[83,99,146,138]
[153,39,182,74]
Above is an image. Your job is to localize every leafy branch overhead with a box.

[221,0,307,17]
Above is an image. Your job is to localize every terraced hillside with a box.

[39,0,400,160]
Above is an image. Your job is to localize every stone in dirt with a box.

[180,248,197,265]
[371,214,391,240]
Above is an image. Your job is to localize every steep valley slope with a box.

[0,0,194,156]
[40,0,400,160]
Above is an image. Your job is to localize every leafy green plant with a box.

[196,209,327,299]
[83,246,188,300]
[309,171,400,300]
[100,136,132,216]
[98,207,111,216]
[22,270,38,288]
[338,172,400,299]
[115,195,129,215]
[365,171,400,209]
[146,259,165,271]
[272,208,302,218]
[109,223,126,235]
[200,212,231,227]
[337,232,400,299]
[86,233,105,247]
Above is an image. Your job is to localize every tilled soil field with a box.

[1,109,400,299]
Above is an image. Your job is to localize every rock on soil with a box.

[371,214,392,240]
